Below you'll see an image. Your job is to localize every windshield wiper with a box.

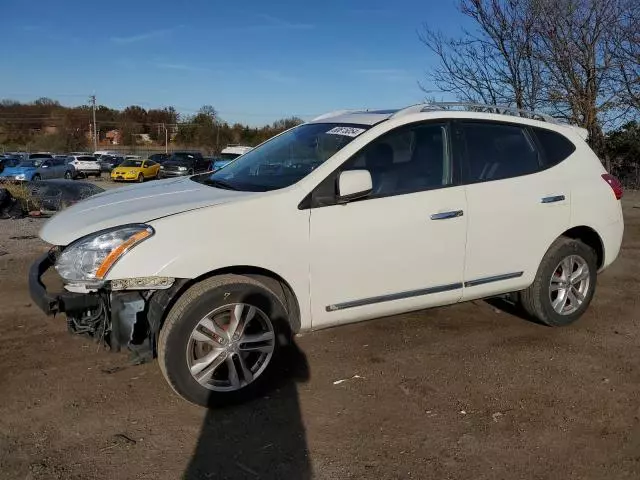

[207,179,238,190]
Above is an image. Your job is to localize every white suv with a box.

[67,155,101,177]
[29,103,624,407]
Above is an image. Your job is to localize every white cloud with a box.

[111,27,180,44]
[153,62,210,73]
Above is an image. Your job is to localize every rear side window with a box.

[532,127,576,167]
[78,156,96,162]
[461,122,540,183]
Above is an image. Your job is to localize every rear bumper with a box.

[28,252,101,316]
[600,219,624,271]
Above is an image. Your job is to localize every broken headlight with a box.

[55,225,154,283]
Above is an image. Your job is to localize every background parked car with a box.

[111,158,161,182]
[99,154,126,172]
[0,154,21,173]
[0,154,75,181]
[159,151,209,177]
[211,158,233,171]
[219,145,253,160]
[67,155,101,178]
[149,153,170,164]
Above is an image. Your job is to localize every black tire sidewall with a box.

[160,281,289,408]
[537,241,597,326]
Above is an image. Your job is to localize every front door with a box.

[308,121,468,328]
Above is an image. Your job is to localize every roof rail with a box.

[390,102,564,125]
[311,109,357,122]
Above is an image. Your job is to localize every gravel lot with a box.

[0,187,638,480]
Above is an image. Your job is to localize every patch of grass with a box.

[0,179,40,212]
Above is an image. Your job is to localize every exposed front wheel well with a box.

[151,266,301,339]
[560,226,604,269]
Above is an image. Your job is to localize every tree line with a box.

[0,98,303,154]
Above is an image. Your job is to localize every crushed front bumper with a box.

[29,252,187,359]
[29,252,101,315]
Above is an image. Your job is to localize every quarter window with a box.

[461,122,540,183]
[341,123,451,198]
[532,127,576,167]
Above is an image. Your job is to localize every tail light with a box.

[602,174,623,200]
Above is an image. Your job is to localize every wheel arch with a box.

[560,225,605,269]
[148,265,302,348]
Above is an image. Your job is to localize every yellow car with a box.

[111,159,161,182]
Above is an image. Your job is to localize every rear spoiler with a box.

[565,125,589,140]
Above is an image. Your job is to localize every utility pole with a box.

[163,123,168,154]
[90,95,98,153]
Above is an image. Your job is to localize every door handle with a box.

[541,195,565,204]
[430,210,464,220]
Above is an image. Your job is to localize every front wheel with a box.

[158,274,291,407]
[32,174,41,181]
[518,237,597,326]
[137,174,144,183]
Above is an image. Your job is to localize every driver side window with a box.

[342,122,451,199]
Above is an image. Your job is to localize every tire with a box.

[64,171,72,180]
[518,237,597,326]
[137,174,144,183]
[32,174,41,181]
[94,171,101,178]
[158,274,292,407]
[188,169,194,175]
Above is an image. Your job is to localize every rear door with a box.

[457,120,571,300]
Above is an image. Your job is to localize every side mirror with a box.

[337,170,373,203]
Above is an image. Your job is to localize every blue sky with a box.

[1,0,468,125]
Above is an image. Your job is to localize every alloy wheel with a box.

[186,303,275,392]
[549,255,591,315]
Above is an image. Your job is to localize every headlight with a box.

[15,174,26,180]
[160,165,164,169]
[55,225,154,283]
[178,166,187,171]
[128,170,137,174]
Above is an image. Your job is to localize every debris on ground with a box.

[333,374,365,385]
[492,412,504,422]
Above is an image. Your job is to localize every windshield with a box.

[18,160,42,167]
[192,123,369,191]
[220,153,241,160]
[121,159,143,167]
[29,154,52,159]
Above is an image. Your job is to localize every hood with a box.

[0,166,35,175]
[40,176,256,245]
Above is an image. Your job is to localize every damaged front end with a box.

[29,249,187,362]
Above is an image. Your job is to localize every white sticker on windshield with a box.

[325,126,366,137]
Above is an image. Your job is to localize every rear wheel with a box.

[158,274,291,407]
[64,170,72,180]
[519,237,597,326]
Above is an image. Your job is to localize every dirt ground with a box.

[0,187,638,480]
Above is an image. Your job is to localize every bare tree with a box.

[610,0,640,111]
[531,0,624,156]
[419,0,543,110]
